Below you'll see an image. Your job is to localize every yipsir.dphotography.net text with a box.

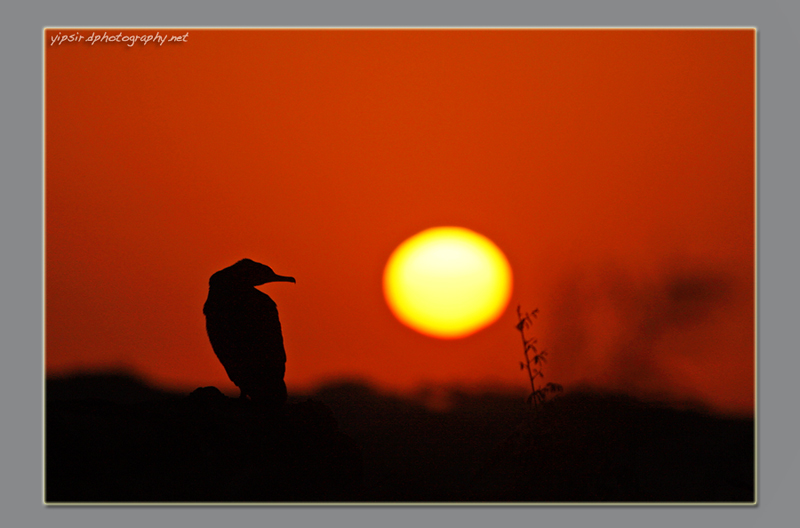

[48,30,189,47]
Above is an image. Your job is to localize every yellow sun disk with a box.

[383,227,513,339]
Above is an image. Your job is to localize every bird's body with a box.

[203,259,295,406]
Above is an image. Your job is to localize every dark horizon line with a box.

[44,368,753,419]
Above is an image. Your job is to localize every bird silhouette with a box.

[203,258,295,406]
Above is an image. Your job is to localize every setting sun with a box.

[383,227,513,339]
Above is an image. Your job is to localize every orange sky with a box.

[45,29,755,414]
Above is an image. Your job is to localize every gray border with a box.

[6,0,797,526]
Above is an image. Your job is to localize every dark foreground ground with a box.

[45,373,754,503]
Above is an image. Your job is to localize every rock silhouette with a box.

[46,385,363,502]
[203,259,295,406]
[469,390,755,502]
[45,374,754,503]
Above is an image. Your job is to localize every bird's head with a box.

[209,258,296,288]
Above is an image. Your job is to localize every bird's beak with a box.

[273,275,296,284]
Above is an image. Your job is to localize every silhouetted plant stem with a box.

[516,306,562,411]
[519,319,537,400]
